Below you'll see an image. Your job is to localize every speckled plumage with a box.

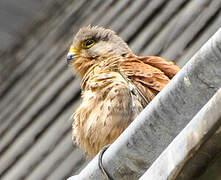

[67,26,180,157]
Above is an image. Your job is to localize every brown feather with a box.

[68,26,181,157]
[138,56,180,79]
[119,56,180,103]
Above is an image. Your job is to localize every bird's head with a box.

[67,25,132,77]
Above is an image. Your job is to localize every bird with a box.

[67,25,180,158]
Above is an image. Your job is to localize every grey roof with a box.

[0,0,221,180]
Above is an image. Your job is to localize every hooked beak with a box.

[67,52,77,62]
[66,46,78,63]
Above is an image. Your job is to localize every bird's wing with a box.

[137,56,181,79]
[119,55,180,103]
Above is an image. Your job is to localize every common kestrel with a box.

[67,26,180,157]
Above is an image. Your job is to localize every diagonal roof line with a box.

[68,28,221,180]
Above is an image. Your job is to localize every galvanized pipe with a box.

[140,88,221,180]
[68,28,221,180]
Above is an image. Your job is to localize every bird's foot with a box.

[98,144,114,180]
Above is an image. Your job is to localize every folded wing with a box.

[119,55,180,103]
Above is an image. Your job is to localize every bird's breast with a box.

[72,71,143,157]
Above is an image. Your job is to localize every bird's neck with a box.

[80,53,136,90]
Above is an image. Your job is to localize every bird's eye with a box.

[82,39,95,49]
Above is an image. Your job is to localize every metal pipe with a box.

[68,28,221,180]
[140,88,221,180]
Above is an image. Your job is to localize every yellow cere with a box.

[69,46,78,54]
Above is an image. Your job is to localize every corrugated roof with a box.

[0,0,221,179]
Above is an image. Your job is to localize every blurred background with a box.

[0,0,221,179]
